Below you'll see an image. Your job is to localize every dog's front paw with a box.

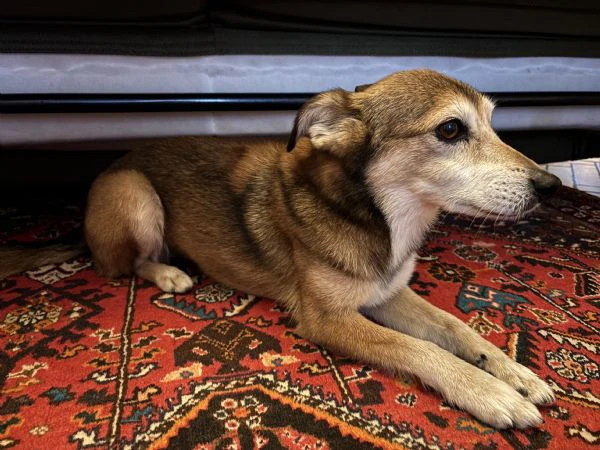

[475,352,554,405]
[444,368,543,429]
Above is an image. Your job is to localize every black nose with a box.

[529,169,562,198]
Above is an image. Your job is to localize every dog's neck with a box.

[374,186,439,270]
[284,141,437,278]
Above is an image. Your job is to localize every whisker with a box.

[475,198,497,236]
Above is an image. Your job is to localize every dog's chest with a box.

[362,254,416,308]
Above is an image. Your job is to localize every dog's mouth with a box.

[453,201,540,221]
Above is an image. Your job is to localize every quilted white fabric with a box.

[1,54,599,145]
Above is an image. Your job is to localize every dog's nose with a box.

[529,169,562,198]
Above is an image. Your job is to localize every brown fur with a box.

[1,70,561,429]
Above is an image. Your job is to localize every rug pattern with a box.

[0,188,599,449]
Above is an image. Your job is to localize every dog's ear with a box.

[287,89,366,154]
[354,83,372,93]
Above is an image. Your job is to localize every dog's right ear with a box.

[287,89,366,155]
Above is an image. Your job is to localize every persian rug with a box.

[0,187,598,449]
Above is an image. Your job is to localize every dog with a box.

[1,69,561,429]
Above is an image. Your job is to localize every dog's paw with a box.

[475,353,555,405]
[155,267,194,293]
[443,368,543,429]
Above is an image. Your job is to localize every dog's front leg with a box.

[296,301,542,429]
[363,287,554,405]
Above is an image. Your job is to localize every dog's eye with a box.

[436,119,465,142]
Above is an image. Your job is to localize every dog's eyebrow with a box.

[450,83,494,124]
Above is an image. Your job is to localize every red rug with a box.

[0,187,599,449]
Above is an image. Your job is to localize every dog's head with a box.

[288,69,561,219]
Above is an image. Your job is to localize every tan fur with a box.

[85,169,165,278]
[1,70,561,429]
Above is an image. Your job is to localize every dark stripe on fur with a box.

[231,183,269,267]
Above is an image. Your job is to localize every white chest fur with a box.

[360,186,439,309]
[378,187,438,268]
[362,254,417,308]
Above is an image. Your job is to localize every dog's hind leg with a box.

[85,169,193,293]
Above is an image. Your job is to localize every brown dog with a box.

[1,69,561,428]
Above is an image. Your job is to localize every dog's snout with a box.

[529,169,562,198]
